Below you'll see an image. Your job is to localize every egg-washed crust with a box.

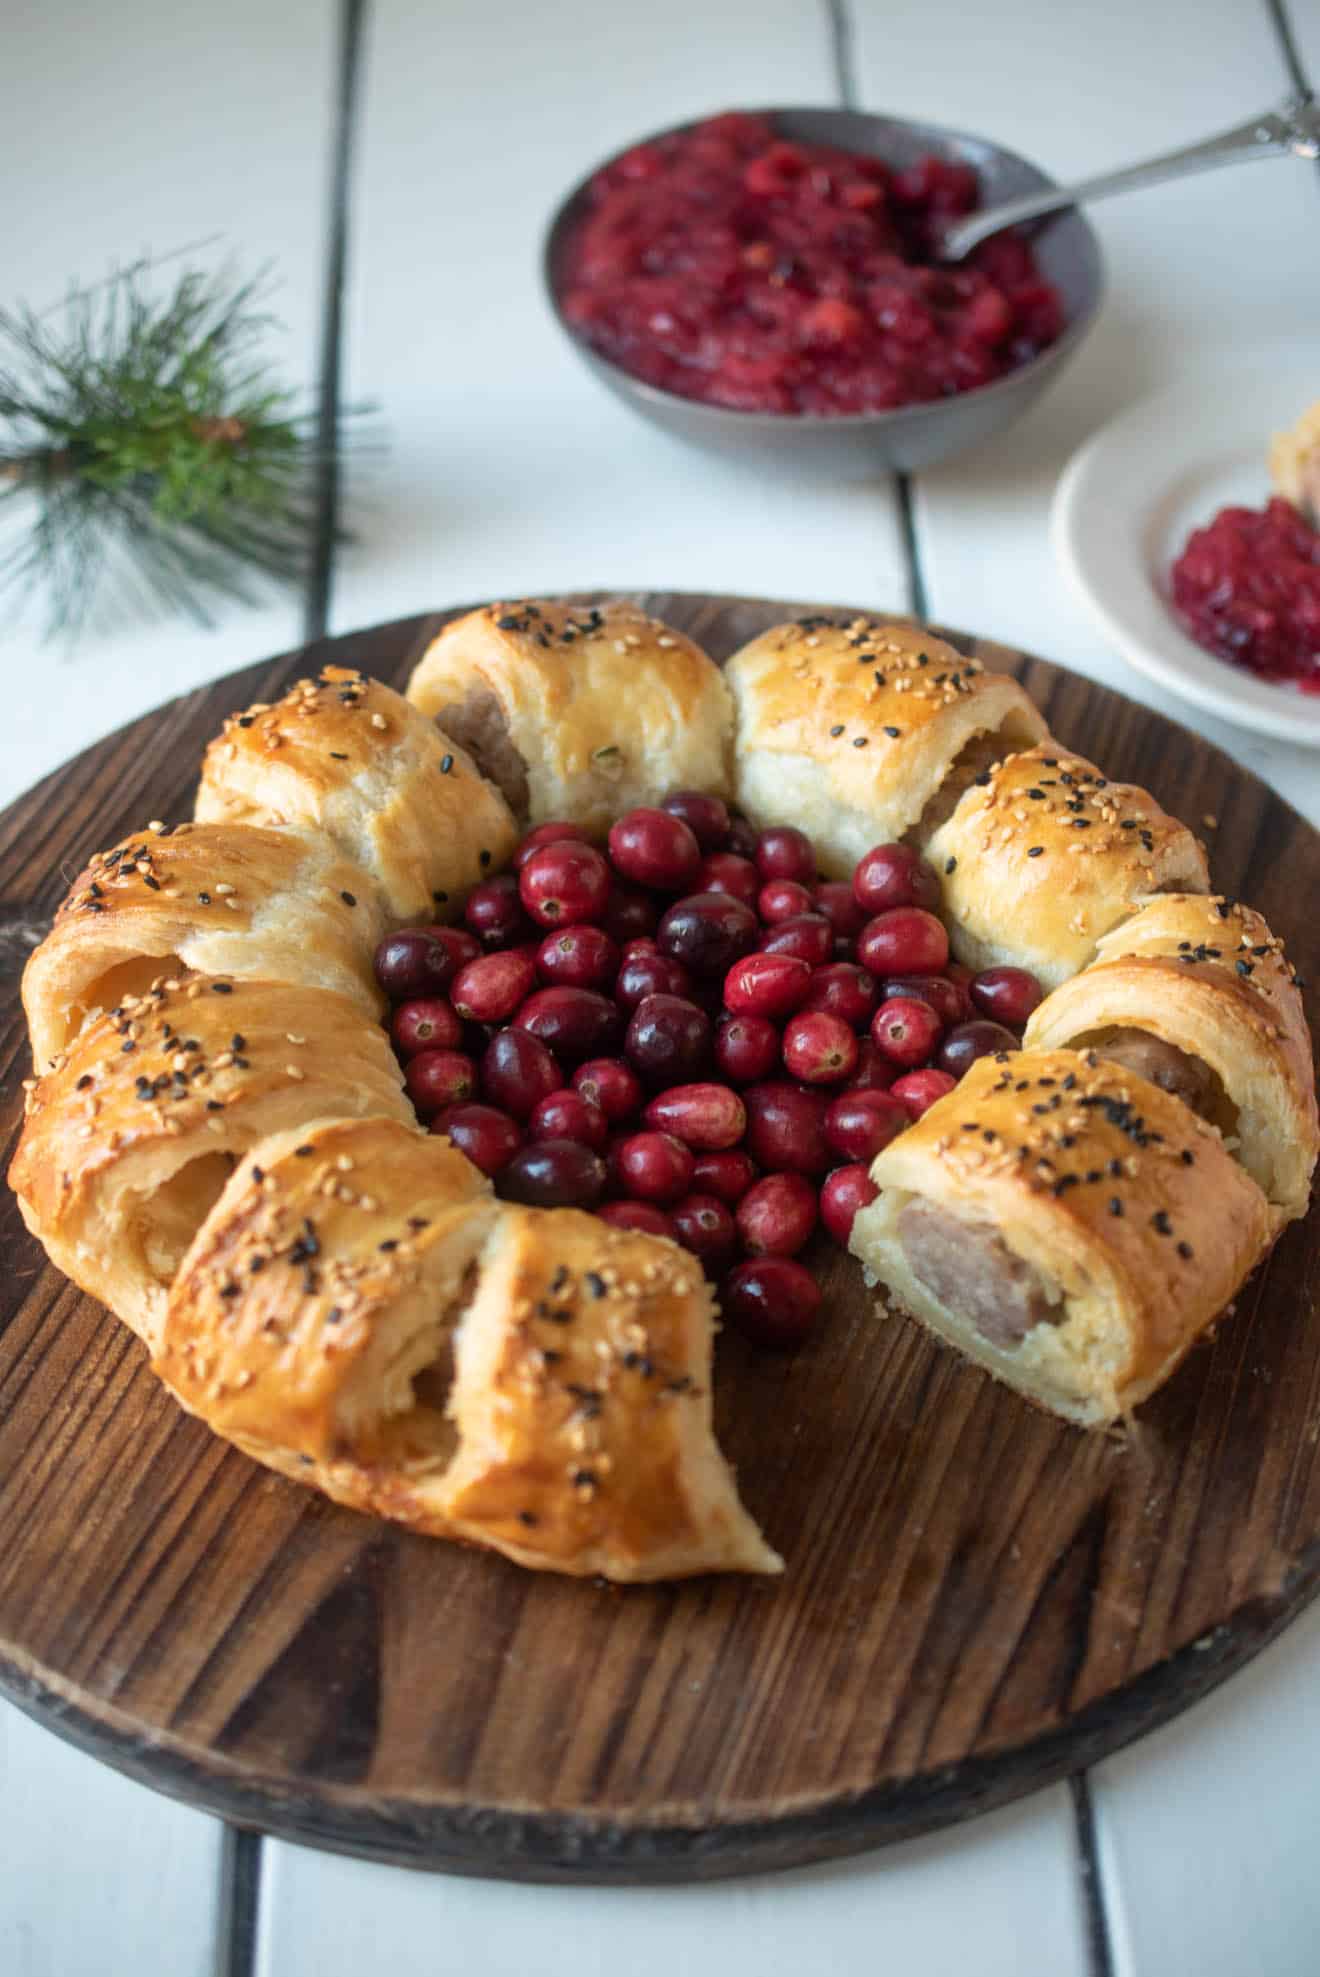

[195,666,517,922]
[725,615,1048,878]
[925,742,1210,989]
[1025,894,1318,1220]
[23,819,389,1068]
[406,599,734,834]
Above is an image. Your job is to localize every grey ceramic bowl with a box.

[543,106,1105,479]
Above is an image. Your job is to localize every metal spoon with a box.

[940,94,1320,261]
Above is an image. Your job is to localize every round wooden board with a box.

[0,592,1317,1885]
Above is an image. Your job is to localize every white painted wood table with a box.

[3,3,1317,1972]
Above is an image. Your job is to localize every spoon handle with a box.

[940,96,1320,260]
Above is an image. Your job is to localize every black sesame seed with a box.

[237,715,255,729]
[1151,1210,1172,1235]
[378,1238,399,1252]
[212,981,233,994]
[1109,1198,1124,1217]
[585,1271,606,1298]
[329,751,349,760]
[340,890,357,906]
[945,856,957,874]
[883,725,902,739]
[198,892,211,906]
[518,1510,538,1527]
[294,1144,314,1158]
[76,1073,93,1090]
[853,736,869,748]
[1177,1241,1194,1259]
[1027,846,1044,858]
[479,848,491,867]
[440,755,454,774]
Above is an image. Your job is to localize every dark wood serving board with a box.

[0,592,1317,1884]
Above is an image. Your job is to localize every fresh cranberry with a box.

[757,879,815,924]
[736,1171,817,1257]
[782,1011,858,1085]
[938,1019,1020,1077]
[754,826,815,884]
[852,843,940,916]
[947,963,977,1024]
[602,880,660,944]
[814,881,867,940]
[658,892,759,979]
[726,815,759,859]
[743,1082,832,1174]
[643,1082,746,1150]
[801,962,878,1028]
[608,807,702,892]
[724,950,813,1020]
[858,907,949,977]
[617,1130,694,1203]
[722,1257,821,1350]
[691,1149,758,1204]
[481,1028,562,1118]
[670,1193,740,1272]
[661,790,730,852]
[572,1056,643,1122]
[615,949,692,1008]
[758,914,833,967]
[404,1048,476,1117]
[820,1164,879,1245]
[528,1088,609,1152]
[824,1088,908,1162]
[375,925,479,1000]
[515,986,620,1061]
[624,993,712,1086]
[969,965,1044,1027]
[889,1067,957,1118]
[464,872,536,949]
[518,840,611,928]
[512,820,593,871]
[693,852,760,908]
[598,1200,677,1239]
[622,935,659,958]
[714,1012,780,1084]
[535,925,620,992]
[871,995,943,1067]
[846,1038,897,1090]
[432,1101,522,1175]
[451,948,537,1023]
[497,1138,606,1208]
[880,972,963,1029]
[391,996,463,1058]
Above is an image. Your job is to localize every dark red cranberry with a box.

[617,1130,695,1203]
[661,790,730,852]
[693,852,761,908]
[858,907,949,977]
[754,825,815,884]
[758,913,833,967]
[615,949,692,1009]
[518,840,611,928]
[722,1257,822,1349]
[801,962,879,1028]
[824,1088,908,1162]
[890,1067,957,1118]
[515,986,620,1061]
[938,1019,1020,1077]
[608,807,702,892]
[624,993,712,1086]
[846,1038,897,1090]
[871,995,944,1068]
[714,1013,780,1085]
[743,1082,832,1175]
[391,996,463,1058]
[404,1048,476,1117]
[431,1101,522,1175]
[598,1200,676,1239]
[726,815,759,859]
[642,1082,746,1150]
[820,1164,879,1245]
[528,1088,609,1153]
[852,843,940,916]
[736,1171,817,1257]
[757,879,814,924]
[880,972,963,1029]
[512,820,593,871]
[946,963,977,1024]
[451,948,537,1023]
[496,1138,606,1208]
[571,1056,643,1122]
[375,925,479,1000]
[782,1011,858,1085]
[724,950,812,1020]
[658,892,759,978]
[463,872,537,949]
[535,924,620,991]
[602,880,660,944]
[670,1193,740,1273]
[480,1028,562,1118]
[969,965,1044,1027]
[814,880,867,940]
[691,1148,758,1204]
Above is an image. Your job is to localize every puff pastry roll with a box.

[725,616,1047,878]
[195,666,516,922]
[22,820,388,1070]
[405,599,734,834]
[850,1047,1275,1425]
[924,743,1209,989]
[8,977,412,1350]
[1024,894,1318,1221]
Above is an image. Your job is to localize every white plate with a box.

[1051,349,1320,747]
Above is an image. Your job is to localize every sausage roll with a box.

[1023,894,1318,1221]
[405,599,734,833]
[924,743,1209,989]
[850,1048,1276,1425]
[725,616,1047,878]
[22,820,388,1070]
[195,666,516,922]
[8,977,412,1351]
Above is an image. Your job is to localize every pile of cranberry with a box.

[1170,496,1320,692]
[373,797,1042,1348]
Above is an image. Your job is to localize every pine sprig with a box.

[0,260,340,638]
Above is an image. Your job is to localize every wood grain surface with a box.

[0,593,1316,1884]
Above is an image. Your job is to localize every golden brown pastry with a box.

[1023,894,1318,1221]
[22,820,388,1070]
[850,1048,1276,1425]
[8,977,412,1351]
[195,666,516,921]
[924,742,1209,989]
[405,599,734,833]
[725,616,1047,878]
